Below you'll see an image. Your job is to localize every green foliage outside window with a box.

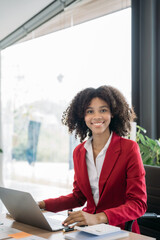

[136,125,160,166]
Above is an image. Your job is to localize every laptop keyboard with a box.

[46,217,64,231]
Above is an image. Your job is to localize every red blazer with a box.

[44,132,147,233]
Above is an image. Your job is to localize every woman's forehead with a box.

[87,97,109,107]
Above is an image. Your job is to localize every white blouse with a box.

[84,132,113,205]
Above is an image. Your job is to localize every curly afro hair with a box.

[62,85,136,142]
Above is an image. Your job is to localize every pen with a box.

[1,238,13,240]
[62,209,74,232]
[67,209,73,215]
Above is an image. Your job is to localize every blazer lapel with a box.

[99,133,121,197]
[78,146,95,205]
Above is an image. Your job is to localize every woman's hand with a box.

[38,200,45,209]
[63,211,108,227]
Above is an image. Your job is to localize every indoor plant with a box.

[136,125,160,166]
[135,126,160,239]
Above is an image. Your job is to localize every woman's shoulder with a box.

[113,132,139,149]
[74,141,86,153]
[121,136,137,145]
[72,142,86,163]
[119,136,140,153]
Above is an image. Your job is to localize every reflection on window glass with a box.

[1,8,131,188]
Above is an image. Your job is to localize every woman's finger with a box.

[63,211,85,226]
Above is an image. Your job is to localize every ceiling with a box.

[0,0,54,41]
[0,0,131,49]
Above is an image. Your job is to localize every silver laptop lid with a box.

[0,187,59,231]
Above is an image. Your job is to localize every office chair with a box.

[125,165,160,239]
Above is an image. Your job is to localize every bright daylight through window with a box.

[1,8,131,194]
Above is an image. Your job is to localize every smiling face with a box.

[84,97,112,138]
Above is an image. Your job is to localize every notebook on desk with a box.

[0,187,66,231]
[64,224,129,240]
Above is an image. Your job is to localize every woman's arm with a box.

[38,177,87,213]
[104,142,147,226]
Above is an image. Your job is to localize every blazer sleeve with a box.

[104,142,147,226]
[44,173,87,212]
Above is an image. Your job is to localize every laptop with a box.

[0,187,66,231]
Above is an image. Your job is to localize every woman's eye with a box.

[86,110,93,114]
[100,109,107,113]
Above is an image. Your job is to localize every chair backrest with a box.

[125,165,160,238]
[138,165,160,240]
[144,165,160,214]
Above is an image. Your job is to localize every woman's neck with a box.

[92,132,111,161]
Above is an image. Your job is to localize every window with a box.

[1,7,131,192]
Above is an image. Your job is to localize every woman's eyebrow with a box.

[99,105,109,108]
[86,106,109,109]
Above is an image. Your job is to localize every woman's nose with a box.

[92,112,102,119]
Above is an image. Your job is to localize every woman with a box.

[38,85,147,233]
